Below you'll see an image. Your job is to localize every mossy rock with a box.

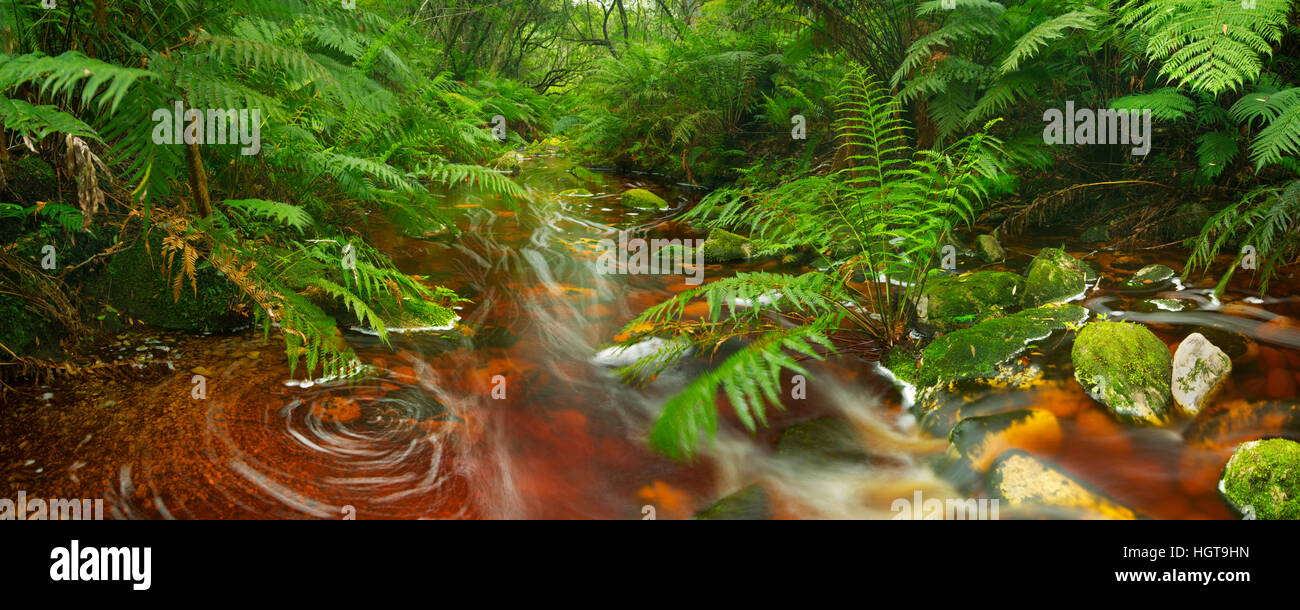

[912,304,1089,389]
[700,228,754,263]
[620,188,670,210]
[1080,225,1109,243]
[974,234,1005,262]
[1023,247,1086,307]
[105,237,243,332]
[1220,439,1300,520]
[987,450,1139,519]
[558,188,593,197]
[694,484,771,520]
[776,418,868,466]
[1133,298,1187,313]
[569,166,603,185]
[1119,264,1176,291]
[1071,320,1172,425]
[916,271,1025,332]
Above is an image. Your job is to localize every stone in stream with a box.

[1171,332,1232,417]
[1190,325,1258,366]
[1071,321,1172,425]
[915,377,1043,438]
[700,228,754,263]
[569,166,603,185]
[1119,264,1176,291]
[909,303,1089,389]
[986,450,1140,519]
[915,271,1025,333]
[694,484,771,520]
[620,188,670,210]
[1080,225,1109,243]
[775,418,868,466]
[1219,439,1300,520]
[974,234,1005,262]
[948,409,1062,472]
[1023,247,1087,307]
[1133,298,1187,313]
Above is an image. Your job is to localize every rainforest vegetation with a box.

[1,0,1299,520]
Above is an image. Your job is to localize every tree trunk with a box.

[185,140,213,218]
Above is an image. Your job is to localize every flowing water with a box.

[3,153,1299,519]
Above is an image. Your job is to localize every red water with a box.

[2,155,1297,519]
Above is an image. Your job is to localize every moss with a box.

[105,236,243,332]
[700,228,753,263]
[694,484,771,520]
[913,303,1089,388]
[1071,320,1172,425]
[917,270,1025,332]
[1024,247,1086,307]
[1119,264,1175,291]
[569,166,603,185]
[1221,439,1300,520]
[620,188,669,210]
[974,234,1005,262]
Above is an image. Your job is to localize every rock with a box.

[974,234,1005,262]
[311,396,361,424]
[1071,321,1173,425]
[914,377,1042,437]
[694,485,771,520]
[916,271,1024,332]
[1119,264,1176,291]
[949,409,1063,472]
[1080,225,1109,243]
[776,418,868,466]
[558,188,593,197]
[1134,298,1187,313]
[1191,326,1258,366]
[987,450,1139,519]
[1220,439,1300,519]
[620,188,670,210]
[591,337,690,368]
[1024,247,1087,307]
[912,304,1089,388]
[1171,333,1232,417]
[700,228,754,263]
[1078,259,1099,286]
[569,166,603,185]
[190,366,214,377]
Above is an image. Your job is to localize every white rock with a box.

[1171,332,1232,416]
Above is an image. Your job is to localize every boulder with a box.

[1220,438,1300,520]
[949,409,1063,472]
[1071,321,1173,425]
[1119,264,1176,291]
[620,188,670,210]
[1024,247,1087,307]
[776,418,868,466]
[912,304,1089,388]
[1080,225,1109,243]
[694,485,771,520]
[916,271,1025,332]
[1133,298,1187,313]
[1171,332,1232,417]
[974,234,1005,262]
[987,450,1139,519]
[700,228,754,263]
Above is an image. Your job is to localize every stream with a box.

[3,152,1299,519]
